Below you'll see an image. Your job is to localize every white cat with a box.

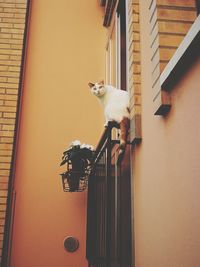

[88,80,130,163]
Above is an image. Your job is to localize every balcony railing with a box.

[86,122,132,267]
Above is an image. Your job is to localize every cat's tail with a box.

[117,116,130,165]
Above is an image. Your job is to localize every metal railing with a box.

[86,122,132,267]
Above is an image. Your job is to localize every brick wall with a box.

[149,0,197,114]
[128,0,142,144]
[0,0,29,265]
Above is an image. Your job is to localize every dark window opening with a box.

[196,0,200,14]
[117,0,127,91]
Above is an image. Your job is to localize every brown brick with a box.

[133,84,141,95]
[0,176,9,183]
[0,213,5,220]
[0,77,7,83]
[4,0,26,2]
[8,66,21,72]
[0,88,6,93]
[156,0,196,7]
[2,17,25,23]
[11,33,24,39]
[0,225,5,233]
[0,82,18,89]
[157,9,196,22]
[159,34,184,47]
[10,43,23,50]
[0,65,9,71]
[133,41,140,52]
[0,44,11,50]
[0,170,9,176]
[0,184,8,190]
[0,105,16,112]
[0,54,10,60]
[0,48,22,56]
[6,89,19,95]
[159,47,177,61]
[0,198,7,204]
[0,150,12,156]
[158,21,193,34]
[2,127,14,136]
[4,100,17,106]
[15,3,27,9]
[0,37,23,44]
[132,4,139,13]
[130,94,141,105]
[0,3,15,8]
[0,94,18,101]
[0,32,12,39]
[0,143,13,150]
[7,77,19,83]
[133,64,141,74]
[14,13,25,19]
[133,32,140,41]
[1,27,24,34]
[3,8,26,14]
[0,130,14,137]
[0,71,19,78]
[3,112,16,118]
[0,12,14,18]
[133,74,141,83]
[0,22,13,28]
[0,137,13,143]
[0,117,15,124]
[0,200,7,208]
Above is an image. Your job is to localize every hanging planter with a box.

[60,140,95,192]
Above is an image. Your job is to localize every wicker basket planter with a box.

[60,140,94,192]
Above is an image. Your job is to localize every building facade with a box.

[0,0,200,267]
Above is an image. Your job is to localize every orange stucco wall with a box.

[10,1,106,267]
[132,1,200,266]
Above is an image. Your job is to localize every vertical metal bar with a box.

[106,124,112,267]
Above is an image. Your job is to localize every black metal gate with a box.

[86,122,132,267]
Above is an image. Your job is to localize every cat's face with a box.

[88,81,106,97]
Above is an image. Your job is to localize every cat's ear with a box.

[99,79,104,85]
[88,82,95,88]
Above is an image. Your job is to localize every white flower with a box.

[80,143,86,149]
[87,145,94,151]
[70,140,81,147]
[80,143,95,151]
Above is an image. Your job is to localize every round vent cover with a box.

[63,236,79,252]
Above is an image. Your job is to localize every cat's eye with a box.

[99,86,103,89]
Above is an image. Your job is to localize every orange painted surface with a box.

[10,1,106,267]
[132,1,200,266]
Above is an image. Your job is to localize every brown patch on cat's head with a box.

[99,79,104,85]
[88,82,95,88]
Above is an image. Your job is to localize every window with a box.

[87,2,132,266]
[105,0,127,90]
